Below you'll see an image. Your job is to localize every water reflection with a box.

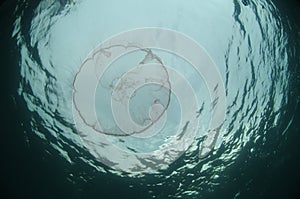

[11,0,298,198]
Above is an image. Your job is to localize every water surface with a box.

[1,0,299,198]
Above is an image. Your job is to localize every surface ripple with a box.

[6,0,299,198]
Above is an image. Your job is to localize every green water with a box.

[1,0,299,198]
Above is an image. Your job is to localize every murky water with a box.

[2,0,299,198]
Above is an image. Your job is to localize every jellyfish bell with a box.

[72,28,226,173]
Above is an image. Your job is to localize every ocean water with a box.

[1,0,299,198]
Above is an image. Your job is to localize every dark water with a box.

[1,0,300,198]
